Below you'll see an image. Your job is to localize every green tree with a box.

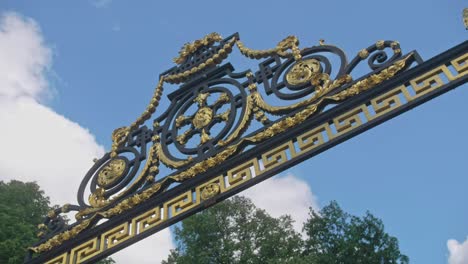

[163,196,302,264]
[164,197,408,264]
[303,201,409,264]
[0,180,115,264]
[0,180,50,264]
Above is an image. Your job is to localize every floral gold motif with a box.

[30,35,413,255]
[97,159,126,187]
[201,183,220,200]
[286,59,321,85]
[174,91,233,147]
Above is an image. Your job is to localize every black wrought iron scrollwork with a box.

[257,45,347,101]
[67,36,416,226]
[161,74,248,160]
[345,40,408,74]
[28,32,422,257]
[172,88,235,150]
[73,126,154,221]
[36,203,81,240]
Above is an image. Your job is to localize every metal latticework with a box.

[26,32,467,264]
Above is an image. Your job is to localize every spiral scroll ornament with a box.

[29,32,420,257]
[166,83,246,157]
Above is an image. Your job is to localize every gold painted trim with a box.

[36,51,467,261]
[218,94,255,146]
[252,74,352,115]
[236,35,302,61]
[157,143,192,169]
[30,54,413,255]
[165,36,237,84]
[173,32,224,64]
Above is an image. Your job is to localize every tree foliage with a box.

[303,201,409,264]
[0,180,115,264]
[0,179,407,264]
[163,196,302,264]
[164,197,408,264]
[0,180,50,264]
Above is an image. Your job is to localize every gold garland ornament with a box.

[30,33,410,254]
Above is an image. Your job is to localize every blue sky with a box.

[1,0,467,263]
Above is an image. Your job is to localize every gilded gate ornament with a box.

[200,183,221,200]
[30,31,467,263]
[286,58,321,85]
[192,107,213,129]
[174,91,233,146]
[29,32,413,254]
[97,159,126,187]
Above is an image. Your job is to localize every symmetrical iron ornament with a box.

[26,31,467,264]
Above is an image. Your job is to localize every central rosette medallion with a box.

[192,107,213,129]
[173,91,235,148]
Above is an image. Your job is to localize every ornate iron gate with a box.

[25,30,467,264]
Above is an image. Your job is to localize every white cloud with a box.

[448,237,468,264]
[0,13,51,101]
[0,11,316,263]
[0,12,104,206]
[240,173,319,233]
[113,229,174,263]
[0,11,174,263]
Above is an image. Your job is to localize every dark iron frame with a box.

[25,35,468,264]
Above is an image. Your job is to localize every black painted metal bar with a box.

[26,40,467,264]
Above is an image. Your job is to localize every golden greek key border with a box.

[46,52,467,264]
